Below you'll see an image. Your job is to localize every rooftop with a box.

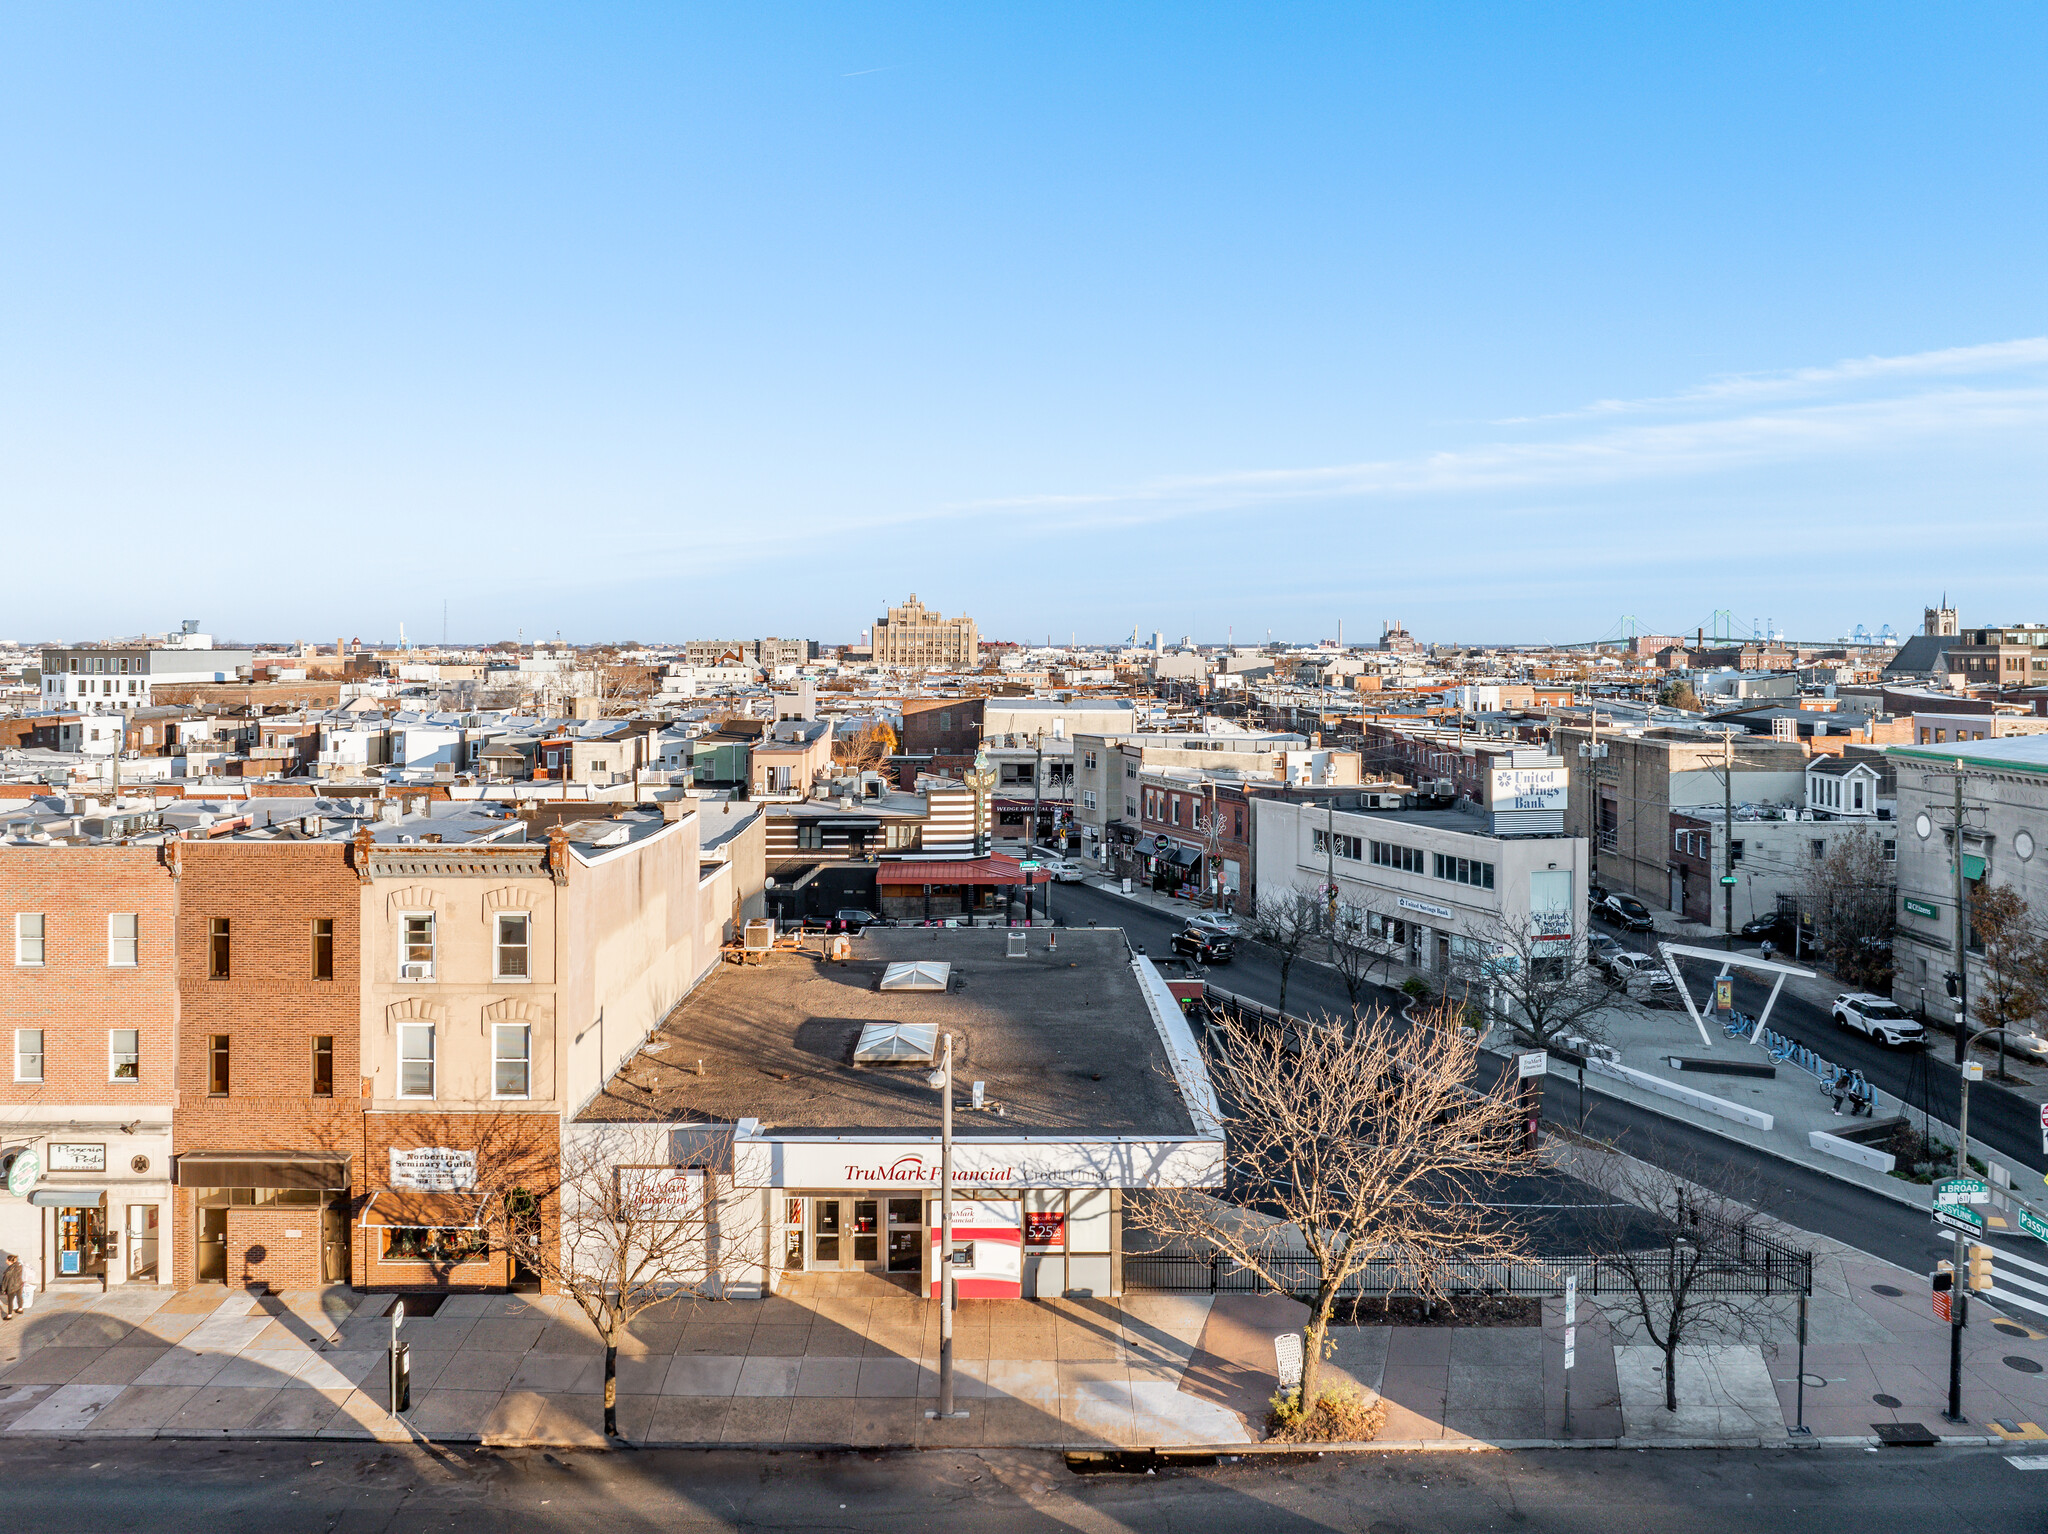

[576,926,1194,1138]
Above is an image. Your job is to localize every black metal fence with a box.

[1126,1235,1812,1299]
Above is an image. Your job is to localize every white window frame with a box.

[14,1028,43,1083]
[15,912,45,966]
[109,1027,139,1083]
[108,912,139,968]
[494,913,531,981]
[397,1023,436,1098]
[400,912,436,981]
[492,1023,532,1099]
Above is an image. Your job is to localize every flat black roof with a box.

[577,927,1195,1138]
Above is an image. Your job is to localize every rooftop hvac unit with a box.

[742,919,775,955]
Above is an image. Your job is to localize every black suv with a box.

[1596,892,1655,932]
[1171,927,1234,964]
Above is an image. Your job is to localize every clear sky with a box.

[4,5,2044,647]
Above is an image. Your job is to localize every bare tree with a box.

[1453,916,1611,1049]
[1970,882,2045,1076]
[1328,900,1402,1011]
[831,719,899,774]
[1131,1005,1527,1424]
[1578,1148,1795,1413]
[511,1129,758,1438]
[1244,883,1325,1019]
[1798,827,1896,988]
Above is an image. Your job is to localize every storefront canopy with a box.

[876,857,1049,886]
[175,1150,352,1190]
[359,1190,495,1230]
[29,1187,105,1207]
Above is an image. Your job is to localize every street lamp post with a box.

[926,1033,968,1421]
[1944,1057,1983,1423]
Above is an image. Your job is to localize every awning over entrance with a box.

[175,1150,352,1190]
[29,1187,106,1207]
[359,1190,496,1229]
[1161,846,1201,868]
[876,856,1050,886]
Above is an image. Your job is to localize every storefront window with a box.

[381,1226,489,1263]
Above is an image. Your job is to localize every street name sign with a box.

[2018,1207,2048,1245]
[1934,1177,1990,1206]
[1934,1206,1984,1237]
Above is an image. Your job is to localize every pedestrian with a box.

[1829,1076,1846,1116]
[1760,939,1775,963]
[0,1254,22,1319]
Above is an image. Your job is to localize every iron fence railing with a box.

[1125,1240,1811,1298]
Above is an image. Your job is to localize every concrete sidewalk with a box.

[2,1231,2040,1449]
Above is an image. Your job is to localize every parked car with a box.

[1185,914,1241,938]
[1031,856,1085,883]
[1740,914,1792,942]
[1170,926,1234,964]
[834,908,887,931]
[1596,892,1655,932]
[1586,933,1625,967]
[1831,993,1926,1047]
[1601,951,1674,993]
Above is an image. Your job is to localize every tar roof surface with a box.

[577,926,1194,1138]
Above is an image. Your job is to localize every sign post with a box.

[1517,1052,1546,1155]
[388,1299,409,1417]
[1562,1276,1576,1435]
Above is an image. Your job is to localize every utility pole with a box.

[1945,1057,1982,1422]
[1951,765,1970,1065]
[1721,730,1735,950]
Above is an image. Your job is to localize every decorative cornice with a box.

[386,996,444,1024]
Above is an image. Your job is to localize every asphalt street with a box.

[1049,884,2019,1284]
[3,1438,2041,1532]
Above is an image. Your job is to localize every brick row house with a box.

[2,801,727,1301]
[0,845,178,1294]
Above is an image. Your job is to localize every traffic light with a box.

[1932,1261,1953,1293]
[1967,1245,1995,1292]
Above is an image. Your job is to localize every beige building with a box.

[872,595,978,670]
[353,807,720,1292]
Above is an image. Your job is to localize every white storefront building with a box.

[567,928,1223,1299]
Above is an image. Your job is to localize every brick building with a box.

[0,845,178,1296]
[170,840,363,1293]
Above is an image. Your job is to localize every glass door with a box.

[127,1205,159,1281]
[812,1199,843,1269]
[851,1199,880,1267]
[886,1198,923,1273]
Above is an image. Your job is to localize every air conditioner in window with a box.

[401,961,432,981]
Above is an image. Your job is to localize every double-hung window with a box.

[311,918,334,980]
[208,1035,230,1095]
[398,1024,436,1098]
[109,1029,139,1082]
[14,1029,43,1083]
[108,913,138,967]
[495,914,530,979]
[15,913,45,966]
[402,915,436,980]
[311,1036,334,1097]
[208,918,230,978]
[493,1024,531,1097]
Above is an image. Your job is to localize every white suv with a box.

[1831,993,1926,1047]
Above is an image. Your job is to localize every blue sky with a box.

[4,5,2044,647]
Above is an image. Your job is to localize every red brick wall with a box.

[172,841,365,1287]
[0,845,177,1108]
[227,1206,326,1291]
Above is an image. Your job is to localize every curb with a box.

[4,1423,2009,1452]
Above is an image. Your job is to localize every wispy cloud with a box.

[1499,336,2048,423]
[943,341,2048,533]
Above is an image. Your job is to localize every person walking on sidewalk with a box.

[0,1254,23,1319]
